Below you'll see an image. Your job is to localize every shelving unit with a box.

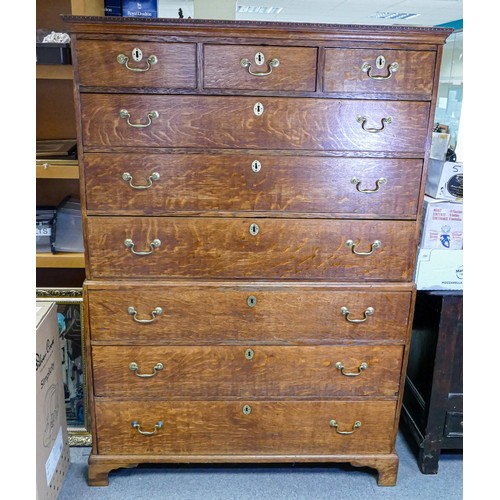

[36,0,103,285]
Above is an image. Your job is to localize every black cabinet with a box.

[401,291,463,473]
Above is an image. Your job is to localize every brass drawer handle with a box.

[124,238,161,256]
[357,115,392,133]
[345,239,381,256]
[117,53,158,72]
[361,59,399,80]
[240,57,280,76]
[335,361,368,377]
[129,361,164,378]
[329,419,362,435]
[127,306,163,323]
[119,109,159,128]
[122,172,160,190]
[351,177,387,193]
[131,420,164,435]
[340,306,374,323]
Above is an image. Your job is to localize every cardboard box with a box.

[36,302,70,500]
[425,159,463,201]
[415,248,463,290]
[420,195,463,250]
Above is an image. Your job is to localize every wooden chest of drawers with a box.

[65,16,451,487]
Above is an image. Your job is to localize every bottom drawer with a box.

[95,400,397,455]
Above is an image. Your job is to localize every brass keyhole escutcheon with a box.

[376,55,386,69]
[245,348,254,360]
[251,160,262,173]
[255,52,265,65]
[253,102,264,116]
[242,404,252,415]
[132,47,143,62]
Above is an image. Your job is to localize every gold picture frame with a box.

[36,287,91,446]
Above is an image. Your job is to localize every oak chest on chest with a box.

[64,16,451,486]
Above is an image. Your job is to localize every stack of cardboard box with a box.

[415,133,463,290]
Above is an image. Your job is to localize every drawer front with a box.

[81,94,430,152]
[444,412,463,439]
[92,345,403,398]
[324,49,436,98]
[84,153,422,217]
[86,217,417,280]
[88,286,412,343]
[76,40,197,88]
[95,400,397,455]
[204,45,317,91]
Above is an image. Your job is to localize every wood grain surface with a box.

[95,400,397,455]
[86,217,417,280]
[204,44,317,91]
[87,284,412,343]
[323,48,436,97]
[92,344,403,398]
[84,153,423,217]
[76,40,197,88]
[80,94,430,152]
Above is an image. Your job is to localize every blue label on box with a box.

[122,1,158,17]
[105,0,122,16]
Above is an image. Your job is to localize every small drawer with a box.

[87,284,413,344]
[80,94,430,153]
[84,153,423,218]
[76,40,197,89]
[95,400,397,455]
[204,44,317,91]
[444,412,463,439]
[86,217,418,281]
[323,49,436,99]
[92,345,404,398]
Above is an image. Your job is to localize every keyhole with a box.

[132,48,143,62]
[249,223,260,236]
[376,55,386,69]
[247,295,257,307]
[242,405,252,415]
[253,102,264,116]
[251,160,261,173]
[255,52,265,65]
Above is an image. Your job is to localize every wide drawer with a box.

[86,217,418,280]
[87,284,412,343]
[204,44,317,91]
[95,400,397,455]
[323,49,436,98]
[80,94,430,153]
[92,345,403,398]
[84,153,423,218]
[76,40,197,88]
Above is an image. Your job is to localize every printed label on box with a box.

[45,426,63,485]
